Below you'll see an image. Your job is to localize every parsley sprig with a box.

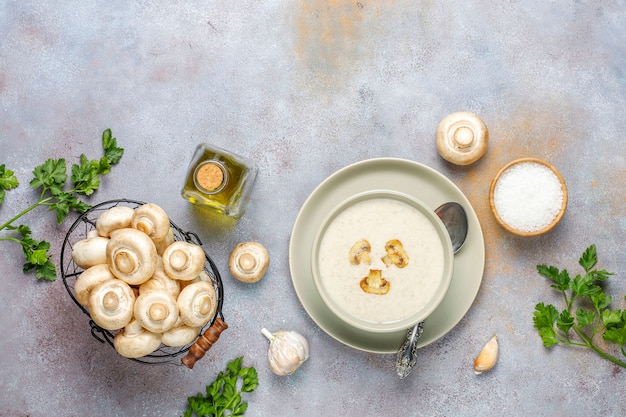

[533,244,626,368]
[0,129,124,281]
[183,356,259,417]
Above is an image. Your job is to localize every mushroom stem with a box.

[261,328,274,341]
[149,303,169,321]
[360,269,391,295]
[238,253,257,272]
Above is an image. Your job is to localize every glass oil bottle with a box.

[181,143,258,218]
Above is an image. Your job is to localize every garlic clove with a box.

[262,328,309,376]
[473,334,498,374]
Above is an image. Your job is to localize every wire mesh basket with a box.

[60,199,227,368]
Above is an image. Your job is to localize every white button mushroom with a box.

[154,227,175,256]
[74,263,117,306]
[177,281,218,328]
[161,317,201,347]
[113,319,163,359]
[71,230,110,269]
[436,112,489,165]
[178,269,213,292]
[138,264,181,298]
[133,289,180,333]
[96,205,136,238]
[106,228,158,285]
[228,242,270,283]
[162,241,206,281]
[131,203,171,243]
[261,328,309,376]
[88,278,136,331]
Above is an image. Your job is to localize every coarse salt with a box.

[493,162,564,233]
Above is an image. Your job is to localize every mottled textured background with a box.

[1,1,625,416]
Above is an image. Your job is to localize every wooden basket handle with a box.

[181,318,228,369]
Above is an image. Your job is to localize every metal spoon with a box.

[395,201,468,378]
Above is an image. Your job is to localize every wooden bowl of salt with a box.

[489,158,568,236]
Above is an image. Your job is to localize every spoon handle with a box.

[395,321,424,378]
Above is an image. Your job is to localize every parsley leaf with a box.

[533,245,625,368]
[183,356,258,417]
[30,158,67,193]
[71,154,101,195]
[576,308,596,328]
[102,128,124,165]
[0,129,124,281]
[578,244,598,272]
[0,164,19,204]
[537,264,570,291]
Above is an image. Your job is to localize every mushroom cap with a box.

[113,320,162,358]
[96,205,135,238]
[88,278,136,331]
[178,269,213,291]
[161,317,200,347]
[436,112,488,165]
[162,241,206,281]
[133,289,180,333]
[228,241,270,283]
[132,203,170,243]
[71,230,110,269]
[177,281,218,327]
[74,263,116,306]
[106,228,158,285]
[154,227,175,256]
[139,264,181,298]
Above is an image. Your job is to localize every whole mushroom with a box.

[113,319,162,358]
[162,241,206,281]
[178,269,213,291]
[139,264,181,298]
[228,242,270,283]
[96,205,135,238]
[154,227,175,256]
[88,278,136,330]
[436,111,488,165]
[177,281,218,327]
[74,263,117,306]
[71,230,109,269]
[131,203,170,243]
[133,289,180,333]
[161,317,201,347]
[106,228,158,285]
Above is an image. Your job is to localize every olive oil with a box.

[182,144,257,218]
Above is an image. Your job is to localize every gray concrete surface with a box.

[1,1,625,416]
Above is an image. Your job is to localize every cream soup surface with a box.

[317,197,445,326]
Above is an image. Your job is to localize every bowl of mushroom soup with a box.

[310,190,454,334]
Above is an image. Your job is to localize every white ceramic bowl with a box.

[311,190,454,333]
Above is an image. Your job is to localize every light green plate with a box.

[289,158,485,354]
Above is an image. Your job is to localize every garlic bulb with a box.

[261,328,309,376]
[473,334,498,374]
